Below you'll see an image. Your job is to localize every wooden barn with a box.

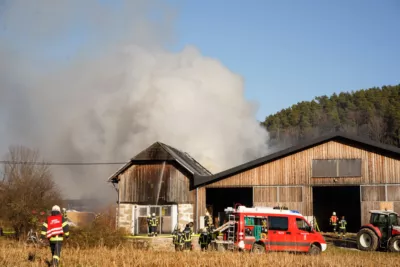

[194,133,400,233]
[108,142,212,235]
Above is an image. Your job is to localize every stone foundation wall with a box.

[118,204,133,232]
[178,204,193,229]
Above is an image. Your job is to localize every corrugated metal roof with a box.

[107,142,212,182]
[193,132,400,188]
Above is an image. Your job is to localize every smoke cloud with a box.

[0,0,269,201]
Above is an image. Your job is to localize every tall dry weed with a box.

[0,241,397,267]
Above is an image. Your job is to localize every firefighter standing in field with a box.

[329,211,339,234]
[40,205,70,267]
[198,228,211,251]
[338,216,347,239]
[146,215,152,236]
[172,225,184,251]
[182,224,193,251]
[150,213,159,237]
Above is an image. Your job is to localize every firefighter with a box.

[329,211,338,234]
[146,215,152,237]
[172,225,184,251]
[150,213,159,237]
[208,224,217,241]
[204,211,213,228]
[198,228,211,251]
[182,224,193,251]
[40,205,70,267]
[30,210,39,231]
[62,208,68,220]
[338,216,347,239]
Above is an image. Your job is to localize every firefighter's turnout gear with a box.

[330,212,338,233]
[199,228,211,251]
[204,211,213,228]
[182,224,193,250]
[150,213,159,237]
[172,225,184,251]
[207,224,217,241]
[62,208,68,220]
[40,205,70,267]
[338,216,347,239]
[146,215,152,236]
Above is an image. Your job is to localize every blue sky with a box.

[170,0,400,121]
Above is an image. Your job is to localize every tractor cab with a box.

[357,210,400,252]
[369,211,399,241]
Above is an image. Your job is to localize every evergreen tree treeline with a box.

[262,84,400,148]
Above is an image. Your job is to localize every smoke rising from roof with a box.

[0,0,269,201]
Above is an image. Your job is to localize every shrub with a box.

[65,205,128,249]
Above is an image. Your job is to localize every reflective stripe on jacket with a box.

[150,217,158,226]
[183,228,192,242]
[199,233,210,245]
[339,219,347,229]
[41,216,69,242]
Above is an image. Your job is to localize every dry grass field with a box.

[0,238,398,267]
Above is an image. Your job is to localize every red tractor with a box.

[356,210,400,252]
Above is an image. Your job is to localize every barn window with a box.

[312,159,361,177]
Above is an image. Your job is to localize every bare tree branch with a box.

[0,146,63,239]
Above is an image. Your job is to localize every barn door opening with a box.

[206,187,253,227]
[312,186,360,232]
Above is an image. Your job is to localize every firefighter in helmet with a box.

[172,225,184,251]
[204,211,213,228]
[150,213,159,237]
[198,228,211,251]
[338,216,347,239]
[182,223,193,251]
[146,215,152,236]
[329,211,339,234]
[40,205,70,267]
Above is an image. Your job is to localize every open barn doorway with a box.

[313,186,361,233]
[206,187,253,227]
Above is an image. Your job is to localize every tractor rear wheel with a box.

[357,228,378,251]
[251,243,266,253]
[388,236,400,252]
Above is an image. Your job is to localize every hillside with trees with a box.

[262,84,400,148]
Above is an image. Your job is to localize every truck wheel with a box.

[251,243,265,253]
[357,228,378,251]
[308,244,321,255]
[388,236,400,252]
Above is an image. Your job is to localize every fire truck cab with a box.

[212,205,327,255]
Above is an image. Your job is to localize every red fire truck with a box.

[211,205,327,255]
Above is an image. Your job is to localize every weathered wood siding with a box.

[205,141,400,187]
[202,141,400,221]
[361,184,400,224]
[118,163,194,204]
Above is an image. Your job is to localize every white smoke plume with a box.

[0,0,269,201]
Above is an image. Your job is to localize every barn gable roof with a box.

[193,132,400,188]
[108,142,212,182]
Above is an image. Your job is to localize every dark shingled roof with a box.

[108,142,212,182]
[193,132,400,188]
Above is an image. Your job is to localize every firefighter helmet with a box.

[52,205,61,212]
[152,213,156,217]
[332,211,336,216]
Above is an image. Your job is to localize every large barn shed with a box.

[194,133,400,232]
[109,133,400,235]
[108,142,211,235]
